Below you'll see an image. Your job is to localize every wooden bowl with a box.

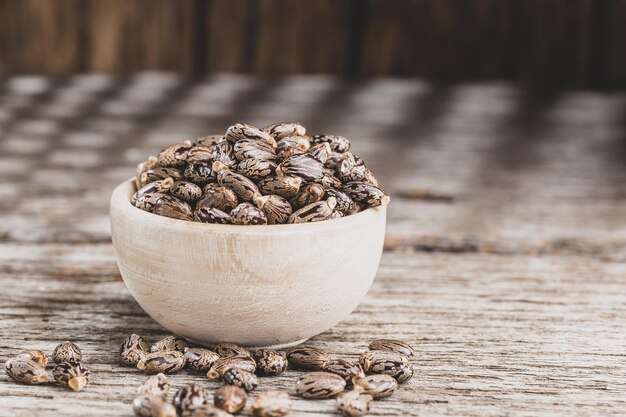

[110,179,386,348]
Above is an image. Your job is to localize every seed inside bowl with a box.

[131,123,389,224]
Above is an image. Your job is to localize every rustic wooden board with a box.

[0,74,625,416]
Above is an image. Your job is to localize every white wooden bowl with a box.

[110,178,386,348]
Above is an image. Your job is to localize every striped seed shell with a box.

[330,210,344,219]
[250,391,291,417]
[194,207,231,224]
[5,358,48,384]
[15,350,48,367]
[262,122,306,139]
[225,123,276,147]
[153,195,194,221]
[133,394,177,417]
[157,140,193,168]
[324,188,356,215]
[311,134,350,153]
[325,152,346,170]
[290,183,325,209]
[253,194,293,224]
[53,362,90,391]
[342,182,390,208]
[286,346,331,370]
[187,145,215,164]
[214,385,247,414]
[358,351,412,382]
[150,336,188,353]
[136,156,159,188]
[320,173,343,189]
[307,142,331,164]
[337,153,358,177]
[184,348,220,372]
[237,158,277,181]
[287,197,337,224]
[182,405,234,417]
[173,383,210,415]
[196,186,239,212]
[336,390,373,417]
[230,203,268,225]
[252,349,288,376]
[213,161,260,202]
[257,176,302,199]
[120,334,149,366]
[207,355,257,380]
[222,368,258,392]
[170,181,203,204]
[52,341,82,364]
[141,167,184,186]
[295,372,346,399]
[233,138,277,161]
[215,343,251,358]
[210,141,237,168]
[276,153,324,182]
[368,339,415,358]
[339,163,378,186]
[137,351,186,374]
[322,359,365,382]
[138,373,171,401]
[275,135,310,159]
[184,162,215,184]
[353,374,397,398]
[132,178,174,207]
[194,135,223,147]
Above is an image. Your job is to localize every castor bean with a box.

[138,373,170,401]
[132,178,174,206]
[173,383,210,415]
[225,123,276,147]
[257,176,302,199]
[141,167,184,186]
[207,355,257,380]
[250,391,291,417]
[210,140,237,168]
[213,161,260,201]
[5,357,48,384]
[368,339,415,358]
[290,183,325,209]
[184,162,215,184]
[222,368,258,392]
[353,374,397,398]
[194,206,231,224]
[324,188,356,215]
[15,350,48,367]
[187,145,215,164]
[136,156,159,188]
[133,394,176,417]
[150,336,188,353]
[311,134,350,153]
[276,153,324,182]
[233,138,277,161]
[230,202,268,225]
[288,197,337,224]
[52,341,82,365]
[322,359,365,382]
[342,182,390,208]
[275,135,310,159]
[196,186,239,212]
[307,142,331,164]
[336,390,373,417]
[120,334,149,366]
[253,194,292,224]
[53,361,90,391]
[170,181,203,204]
[262,122,306,140]
[194,135,223,147]
[295,372,346,399]
[137,351,186,374]
[182,405,234,417]
[152,195,194,221]
[215,343,251,358]
[184,347,220,372]
[237,158,277,181]
[286,346,331,370]
[252,349,288,376]
[359,350,413,382]
[214,385,247,414]
[157,140,192,168]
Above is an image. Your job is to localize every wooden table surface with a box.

[1,74,625,416]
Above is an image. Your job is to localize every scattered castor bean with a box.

[15,349,48,367]
[52,341,82,365]
[173,383,210,415]
[286,346,331,370]
[137,351,186,374]
[120,334,149,366]
[358,350,413,383]
[222,368,258,392]
[133,394,177,417]
[336,390,373,417]
[184,347,220,372]
[150,336,188,353]
[207,355,257,380]
[250,391,291,417]
[5,357,48,384]
[137,373,170,401]
[215,343,251,358]
[214,385,247,414]
[182,404,234,417]
[252,349,288,376]
[353,374,398,398]
[295,371,346,399]
[53,362,90,391]
[368,339,415,358]
[322,359,365,382]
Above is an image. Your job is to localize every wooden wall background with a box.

[0,0,624,89]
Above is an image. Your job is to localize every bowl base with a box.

[188,337,310,351]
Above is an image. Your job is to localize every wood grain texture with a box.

[0,74,625,415]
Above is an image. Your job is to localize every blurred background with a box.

[0,0,624,90]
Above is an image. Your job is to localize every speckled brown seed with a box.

[322,359,365,382]
[213,161,260,202]
[182,405,234,417]
[290,183,325,209]
[137,373,171,401]
[339,161,378,186]
[368,339,415,358]
[210,140,238,168]
[5,357,48,384]
[342,182,390,208]
[173,383,210,415]
[233,138,277,161]
[207,355,257,380]
[120,334,149,366]
[358,351,413,383]
[253,194,293,225]
[295,372,346,399]
[288,197,337,224]
[252,349,288,376]
[194,135,223,147]
[53,362,90,391]
[15,350,48,367]
[311,134,350,153]
[157,140,192,168]
[186,145,215,164]
[222,368,258,392]
[136,156,159,188]
[225,123,276,147]
[170,181,203,204]
[230,202,268,225]
[196,186,239,212]
[214,385,247,414]
[353,374,398,398]
[152,195,194,221]
[237,158,277,181]
[150,336,188,353]
[336,390,373,417]
[133,394,177,417]
[307,142,331,164]
[184,347,220,372]
[137,351,186,374]
[184,162,215,184]
[262,122,306,140]
[286,346,331,370]
[257,176,302,199]
[324,188,356,215]
[140,167,184,186]
[215,343,251,358]
[275,135,310,159]
[52,341,82,365]
[276,153,324,182]
[132,178,174,209]
[250,391,291,417]
[194,206,231,224]
[320,173,343,189]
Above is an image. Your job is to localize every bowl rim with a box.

[112,178,387,233]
